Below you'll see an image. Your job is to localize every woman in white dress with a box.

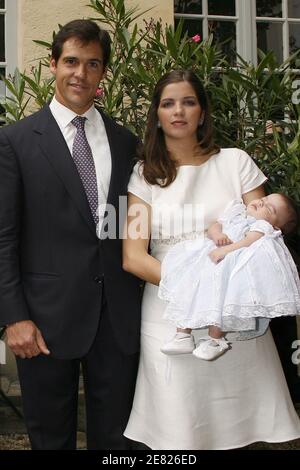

[123,70,300,450]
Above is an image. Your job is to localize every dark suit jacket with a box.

[0,105,141,358]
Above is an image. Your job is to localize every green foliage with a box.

[0,0,299,202]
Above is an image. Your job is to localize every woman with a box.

[123,70,300,450]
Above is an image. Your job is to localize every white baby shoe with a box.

[193,336,229,361]
[161,333,195,355]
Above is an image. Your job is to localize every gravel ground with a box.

[0,433,300,450]
[0,401,299,451]
[0,434,30,450]
[0,433,86,450]
[0,393,86,450]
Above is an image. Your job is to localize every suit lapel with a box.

[33,105,96,235]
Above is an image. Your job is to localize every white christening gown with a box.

[159,199,300,331]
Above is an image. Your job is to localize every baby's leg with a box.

[208,325,223,339]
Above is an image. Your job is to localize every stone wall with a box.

[18,0,173,71]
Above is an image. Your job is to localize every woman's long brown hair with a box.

[139,69,220,187]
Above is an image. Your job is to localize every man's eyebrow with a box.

[62,56,102,63]
[63,55,78,62]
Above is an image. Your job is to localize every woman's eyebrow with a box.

[161,96,197,101]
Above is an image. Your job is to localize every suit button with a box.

[94,276,103,284]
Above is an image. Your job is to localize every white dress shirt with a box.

[49,96,112,237]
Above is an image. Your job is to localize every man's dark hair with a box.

[51,19,111,67]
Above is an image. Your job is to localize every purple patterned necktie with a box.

[71,116,98,226]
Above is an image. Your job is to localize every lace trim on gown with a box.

[162,299,300,331]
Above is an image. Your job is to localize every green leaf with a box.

[33,40,52,49]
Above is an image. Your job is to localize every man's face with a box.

[50,37,105,114]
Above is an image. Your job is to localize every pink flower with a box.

[191,34,201,43]
[95,87,104,98]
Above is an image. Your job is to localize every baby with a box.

[159,194,300,360]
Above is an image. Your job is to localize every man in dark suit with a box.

[0,19,141,450]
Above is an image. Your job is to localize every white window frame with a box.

[174,0,300,65]
[255,0,300,65]
[0,0,18,100]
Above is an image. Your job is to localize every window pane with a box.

[256,0,282,17]
[291,72,300,113]
[208,20,236,65]
[208,0,235,16]
[0,67,5,96]
[0,69,4,118]
[289,23,300,67]
[174,0,202,14]
[257,22,283,63]
[0,1,5,9]
[0,14,4,61]
[175,17,203,39]
[288,0,300,18]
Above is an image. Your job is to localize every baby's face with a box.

[246,194,287,229]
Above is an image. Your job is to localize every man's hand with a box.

[6,320,50,359]
[209,247,226,264]
[212,233,232,247]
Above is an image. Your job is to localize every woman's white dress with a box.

[124,148,300,450]
[159,199,300,332]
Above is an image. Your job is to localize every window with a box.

[174,0,237,64]
[256,0,300,65]
[174,0,300,65]
[0,0,18,112]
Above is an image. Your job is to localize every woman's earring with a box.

[198,115,204,126]
[157,121,161,128]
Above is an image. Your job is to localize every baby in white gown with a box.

[159,193,300,360]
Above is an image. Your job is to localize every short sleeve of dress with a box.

[249,219,276,236]
[127,162,152,204]
[238,149,267,194]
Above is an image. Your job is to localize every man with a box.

[0,19,141,450]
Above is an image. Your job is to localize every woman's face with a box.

[157,81,203,143]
